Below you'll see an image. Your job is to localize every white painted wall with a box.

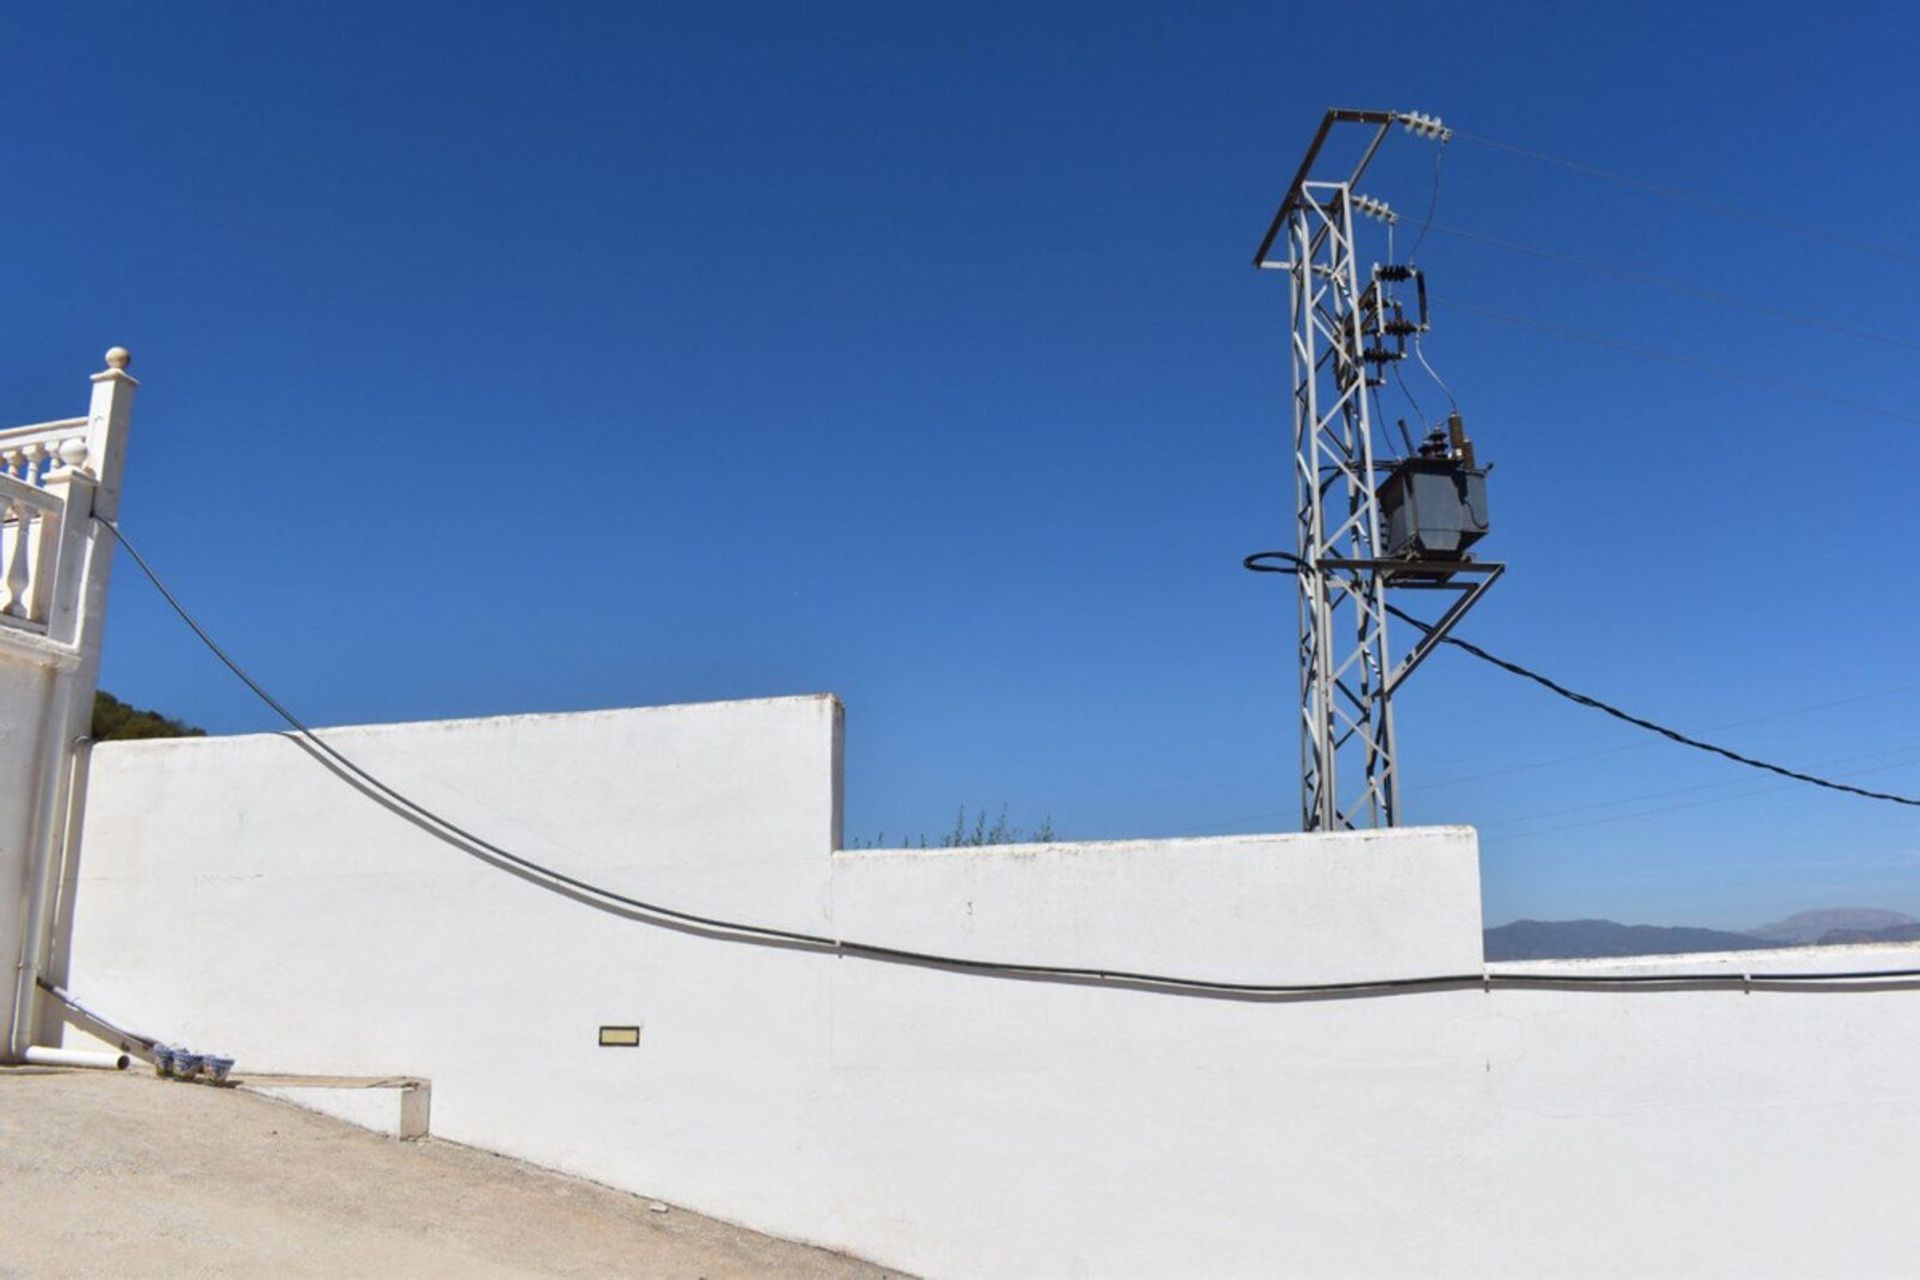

[0,652,57,1026]
[63,695,1920,1277]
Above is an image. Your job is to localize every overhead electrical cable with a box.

[1404,611,1920,809]
[1427,222,1920,353]
[1411,678,1920,794]
[1406,134,1446,265]
[1432,296,1920,428]
[1451,128,1920,269]
[1482,743,1920,836]
[1205,732,1920,839]
[1380,222,1429,426]
[1496,759,1920,842]
[1404,134,1456,411]
[97,517,1920,997]
[1243,551,1920,810]
[1413,336,1459,412]
[1390,363,1427,426]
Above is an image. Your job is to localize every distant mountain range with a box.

[1744,908,1916,944]
[1484,908,1920,961]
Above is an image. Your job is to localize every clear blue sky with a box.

[7,2,1919,930]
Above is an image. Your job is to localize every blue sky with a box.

[6,2,1919,929]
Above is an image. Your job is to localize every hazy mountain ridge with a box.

[1747,908,1917,944]
[1485,908,1920,961]
[1813,923,1920,946]
[1483,919,1782,961]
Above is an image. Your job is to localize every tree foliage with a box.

[91,690,205,742]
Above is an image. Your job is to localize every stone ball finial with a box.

[104,347,131,371]
[57,438,89,467]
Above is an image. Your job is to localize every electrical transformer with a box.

[1378,412,1488,569]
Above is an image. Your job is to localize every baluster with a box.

[19,444,48,620]
[28,497,59,623]
[1,498,27,617]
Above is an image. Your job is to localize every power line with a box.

[98,516,1920,997]
[1383,215,1429,429]
[1406,134,1446,265]
[1451,129,1920,270]
[1390,362,1427,427]
[1483,743,1920,836]
[1427,221,1920,354]
[1406,143,1457,411]
[1209,725,1920,838]
[1415,613,1920,809]
[1491,754,1920,841]
[1433,296,1920,428]
[1242,551,1920,809]
[1408,676,1920,794]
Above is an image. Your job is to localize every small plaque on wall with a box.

[598,1025,641,1047]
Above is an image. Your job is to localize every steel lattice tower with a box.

[1252,109,1502,832]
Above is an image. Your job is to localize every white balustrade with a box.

[0,418,90,483]
[0,418,93,636]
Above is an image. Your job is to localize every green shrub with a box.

[847,805,1057,850]
[91,690,205,742]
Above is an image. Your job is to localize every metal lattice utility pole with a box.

[1252,110,1502,832]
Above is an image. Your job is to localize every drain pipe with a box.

[8,667,80,1063]
[23,1045,128,1070]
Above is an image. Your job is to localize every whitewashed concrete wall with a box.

[63,694,1920,1277]
[0,653,57,1026]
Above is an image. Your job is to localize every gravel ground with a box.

[0,1067,902,1279]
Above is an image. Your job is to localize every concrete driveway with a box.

[0,1067,900,1279]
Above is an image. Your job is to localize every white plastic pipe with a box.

[8,672,79,1059]
[23,1045,129,1071]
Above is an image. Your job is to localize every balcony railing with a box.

[0,418,91,639]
